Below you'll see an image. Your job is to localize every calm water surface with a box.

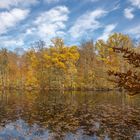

[0,90,139,140]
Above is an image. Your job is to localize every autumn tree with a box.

[77,41,97,90]
[0,48,9,88]
[0,33,138,91]
[25,41,47,89]
[108,47,140,94]
[95,33,133,89]
[24,38,79,90]
[48,38,79,89]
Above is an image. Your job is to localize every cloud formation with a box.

[25,6,69,42]
[0,8,29,35]
[0,0,38,9]
[98,24,117,41]
[44,0,60,3]
[124,8,134,19]
[127,25,140,39]
[129,0,140,8]
[69,9,107,39]
[0,0,139,49]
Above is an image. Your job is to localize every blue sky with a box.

[0,0,140,50]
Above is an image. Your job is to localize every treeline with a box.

[0,33,140,91]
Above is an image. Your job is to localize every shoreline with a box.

[0,86,121,92]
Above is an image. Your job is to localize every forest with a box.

[0,33,140,92]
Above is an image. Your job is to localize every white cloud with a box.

[0,0,38,9]
[0,8,29,34]
[129,0,140,8]
[110,0,120,11]
[124,8,134,19]
[69,9,107,39]
[127,25,140,39]
[98,24,117,41]
[1,39,24,47]
[25,28,36,35]
[31,6,69,40]
[44,0,60,3]
[0,36,24,49]
[8,6,70,47]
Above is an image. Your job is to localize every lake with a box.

[0,90,139,140]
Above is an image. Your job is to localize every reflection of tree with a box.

[31,91,140,139]
[0,91,139,139]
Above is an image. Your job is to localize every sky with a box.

[0,0,140,50]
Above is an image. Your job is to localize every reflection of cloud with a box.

[0,119,107,140]
[0,119,50,139]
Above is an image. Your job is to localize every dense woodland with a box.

[0,33,140,92]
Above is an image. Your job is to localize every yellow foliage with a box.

[25,70,38,86]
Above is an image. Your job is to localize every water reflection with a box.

[0,119,110,140]
[0,90,139,139]
[0,119,50,139]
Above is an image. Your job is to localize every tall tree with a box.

[108,47,140,94]
[0,48,9,88]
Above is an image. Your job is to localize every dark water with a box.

[0,90,139,140]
